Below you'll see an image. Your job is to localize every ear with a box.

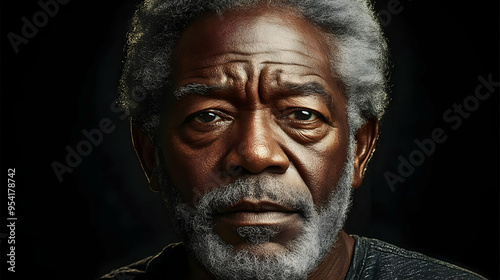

[352,119,379,188]
[131,122,160,192]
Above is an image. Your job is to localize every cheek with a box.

[292,128,349,206]
[162,132,225,206]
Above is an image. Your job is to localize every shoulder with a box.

[97,242,187,280]
[347,235,486,280]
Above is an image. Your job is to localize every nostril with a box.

[264,164,289,174]
[228,165,243,176]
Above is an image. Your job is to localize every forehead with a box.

[172,6,336,88]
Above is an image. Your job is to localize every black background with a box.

[1,0,498,279]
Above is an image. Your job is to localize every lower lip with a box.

[217,212,301,227]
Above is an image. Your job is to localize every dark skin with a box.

[132,6,379,280]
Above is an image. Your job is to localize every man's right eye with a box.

[192,111,222,123]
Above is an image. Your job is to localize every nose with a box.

[222,113,289,175]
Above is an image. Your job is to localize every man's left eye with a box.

[286,109,319,121]
[193,111,222,123]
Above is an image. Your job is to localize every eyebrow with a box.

[281,82,331,99]
[281,81,335,110]
[173,81,334,109]
[173,83,226,100]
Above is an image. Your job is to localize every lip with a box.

[218,199,296,214]
[216,199,300,226]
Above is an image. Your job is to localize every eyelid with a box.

[194,112,222,123]
[280,108,324,120]
[186,109,232,123]
[294,109,318,120]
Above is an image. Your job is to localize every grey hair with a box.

[118,0,389,140]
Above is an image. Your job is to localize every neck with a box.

[307,230,355,280]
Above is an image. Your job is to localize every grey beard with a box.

[155,136,356,280]
[236,226,279,245]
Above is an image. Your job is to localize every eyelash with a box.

[187,108,325,126]
[279,108,324,122]
[187,109,230,124]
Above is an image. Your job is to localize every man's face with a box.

[153,6,356,279]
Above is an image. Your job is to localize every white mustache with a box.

[190,176,316,221]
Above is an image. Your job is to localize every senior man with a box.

[100,0,485,279]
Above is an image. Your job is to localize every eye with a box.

[286,109,319,121]
[193,111,222,123]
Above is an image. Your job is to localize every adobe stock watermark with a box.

[377,0,413,28]
[6,0,70,54]
[51,86,147,183]
[384,74,499,192]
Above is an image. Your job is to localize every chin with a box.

[233,241,290,257]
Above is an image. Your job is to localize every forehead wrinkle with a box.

[261,61,313,69]
[189,50,316,72]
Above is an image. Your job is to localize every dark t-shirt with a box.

[345,236,485,280]
[98,236,485,279]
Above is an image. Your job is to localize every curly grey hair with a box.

[118,0,389,140]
